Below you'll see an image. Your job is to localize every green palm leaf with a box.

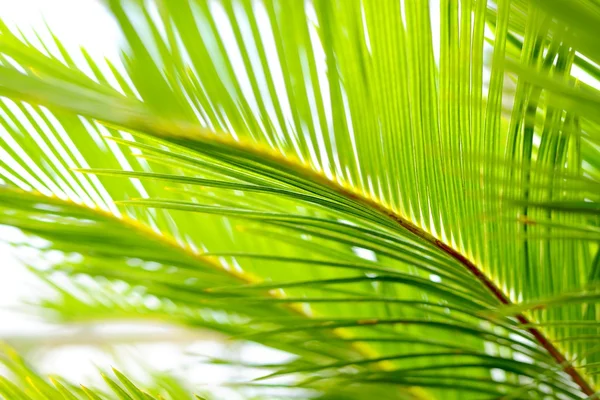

[0,346,204,400]
[1,0,600,398]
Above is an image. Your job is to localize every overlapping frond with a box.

[0,347,205,400]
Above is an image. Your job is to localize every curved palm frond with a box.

[1,0,600,398]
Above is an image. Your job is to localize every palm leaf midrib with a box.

[1,186,409,386]
[134,120,595,395]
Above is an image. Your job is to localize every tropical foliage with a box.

[1,0,600,398]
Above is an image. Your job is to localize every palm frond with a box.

[1,0,600,398]
[0,347,204,400]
